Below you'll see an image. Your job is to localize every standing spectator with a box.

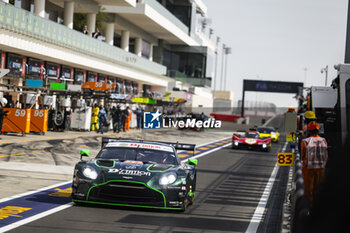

[134,107,142,129]
[112,105,122,133]
[0,103,8,136]
[301,121,328,206]
[120,107,128,132]
[124,106,132,131]
[98,106,107,134]
[92,28,101,39]
[141,108,144,128]
[82,25,88,35]
[111,106,116,132]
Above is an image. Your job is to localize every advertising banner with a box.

[67,84,82,92]
[132,97,157,104]
[50,82,66,90]
[110,94,127,100]
[26,79,43,88]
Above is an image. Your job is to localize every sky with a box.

[204,0,348,107]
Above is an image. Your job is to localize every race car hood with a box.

[87,159,177,182]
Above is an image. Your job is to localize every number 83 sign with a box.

[277,153,294,166]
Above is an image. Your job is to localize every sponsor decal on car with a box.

[245,139,257,144]
[108,169,151,176]
[106,142,173,152]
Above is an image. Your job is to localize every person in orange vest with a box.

[301,121,328,205]
[300,110,317,176]
[124,106,132,131]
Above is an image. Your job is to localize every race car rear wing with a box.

[101,137,196,152]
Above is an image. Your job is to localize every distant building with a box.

[0,0,219,110]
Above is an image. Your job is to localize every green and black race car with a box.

[71,137,197,212]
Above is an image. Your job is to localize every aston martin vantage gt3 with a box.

[72,138,197,212]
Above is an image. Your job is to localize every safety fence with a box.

[283,141,310,233]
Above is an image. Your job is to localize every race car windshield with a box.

[257,127,274,133]
[96,147,177,165]
[245,133,259,138]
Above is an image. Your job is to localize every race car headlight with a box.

[262,144,267,148]
[234,141,239,146]
[82,167,98,180]
[159,173,177,185]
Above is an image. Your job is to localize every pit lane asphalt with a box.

[7,139,288,233]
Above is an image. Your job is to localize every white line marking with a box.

[0,203,73,233]
[245,141,288,233]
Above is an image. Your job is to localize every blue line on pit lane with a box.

[0,182,72,228]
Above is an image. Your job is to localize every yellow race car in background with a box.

[256,126,280,142]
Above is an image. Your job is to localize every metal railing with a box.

[0,2,166,76]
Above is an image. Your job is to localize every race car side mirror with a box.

[188,158,198,166]
[80,150,90,160]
